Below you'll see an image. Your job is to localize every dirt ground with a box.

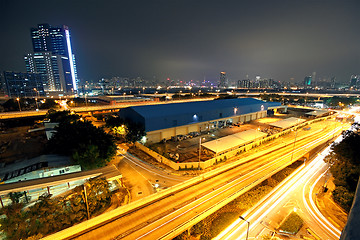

[0,126,47,164]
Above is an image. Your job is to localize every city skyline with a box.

[1,0,359,83]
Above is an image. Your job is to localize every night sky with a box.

[1,0,359,84]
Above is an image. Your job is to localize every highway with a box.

[0,98,213,119]
[43,120,345,240]
[215,134,346,240]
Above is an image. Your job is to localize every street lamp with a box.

[198,137,205,170]
[290,126,298,163]
[16,98,21,111]
[83,184,90,220]
[256,127,261,143]
[84,93,88,107]
[239,216,250,240]
[33,88,40,110]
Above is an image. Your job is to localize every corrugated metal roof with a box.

[130,98,276,118]
[122,98,282,132]
[269,117,306,129]
[202,129,268,154]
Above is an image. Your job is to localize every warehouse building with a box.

[118,98,283,143]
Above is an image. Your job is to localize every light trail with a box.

[215,125,344,240]
[42,120,344,240]
[133,124,340,239]
[302,131,344,240]
[216,157,318,240]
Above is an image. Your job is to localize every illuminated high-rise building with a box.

[219,71,228,88]
[304,76,312,88]
[349,75,358,88]
[25,24,78,93]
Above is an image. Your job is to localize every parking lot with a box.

[150,115,290,163]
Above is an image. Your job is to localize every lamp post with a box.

[16,98,21,111]
[290,126,298,163]
[239,216,250,240]
[33,88,39,110]
[198,137,205,170]
[84,93,88,107]
[256,127,261,144]
[83,184,90,220]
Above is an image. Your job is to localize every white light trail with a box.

[215,125,344,240]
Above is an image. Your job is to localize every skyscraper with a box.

[25,24,78,93]
[25,52,72,92]
[218,71,228,88]
[349,75,358,88]
[304,76,312,88]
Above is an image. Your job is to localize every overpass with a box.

[0,98,214,120]
[42,122,342,240]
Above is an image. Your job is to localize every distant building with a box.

[237,79,251,88]
[3,71,44,98]
[312,72,317,86]
[25,24,78,93]
[331,77,336,89]
[218,71,228,88]
[304,76,312,88]
[349,75,358,88]
[0,72,6,96]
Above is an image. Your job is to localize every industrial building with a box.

[118,98,283,143]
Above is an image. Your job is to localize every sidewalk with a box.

[315,177,348,231]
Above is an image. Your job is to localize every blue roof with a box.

[131,98,263,117]
[124,98,281,132]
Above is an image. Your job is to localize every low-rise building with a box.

[118,98,283,143]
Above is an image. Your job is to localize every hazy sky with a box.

[1,0,359,83]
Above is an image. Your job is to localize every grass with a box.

[279,211,304,234]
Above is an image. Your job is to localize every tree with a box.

[39,98,58,109]
[327,124,360,211]
[86,177,112,214]
[2,99,19,112]
[330,128,360,191]
[0,201,28,240]
[106,115,146,143]
[72,145,103,170]
[46,110,80,123]
[47,120,117,169]
[332,186,355,212]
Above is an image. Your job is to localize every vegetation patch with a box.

[210,212,239,237]
[0,177,115,240]
[46,111,117,170]
[278,211,304,234]
[325,123,360,212]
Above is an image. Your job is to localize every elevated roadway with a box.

[43,121,345,240]
[0,98,213,120]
